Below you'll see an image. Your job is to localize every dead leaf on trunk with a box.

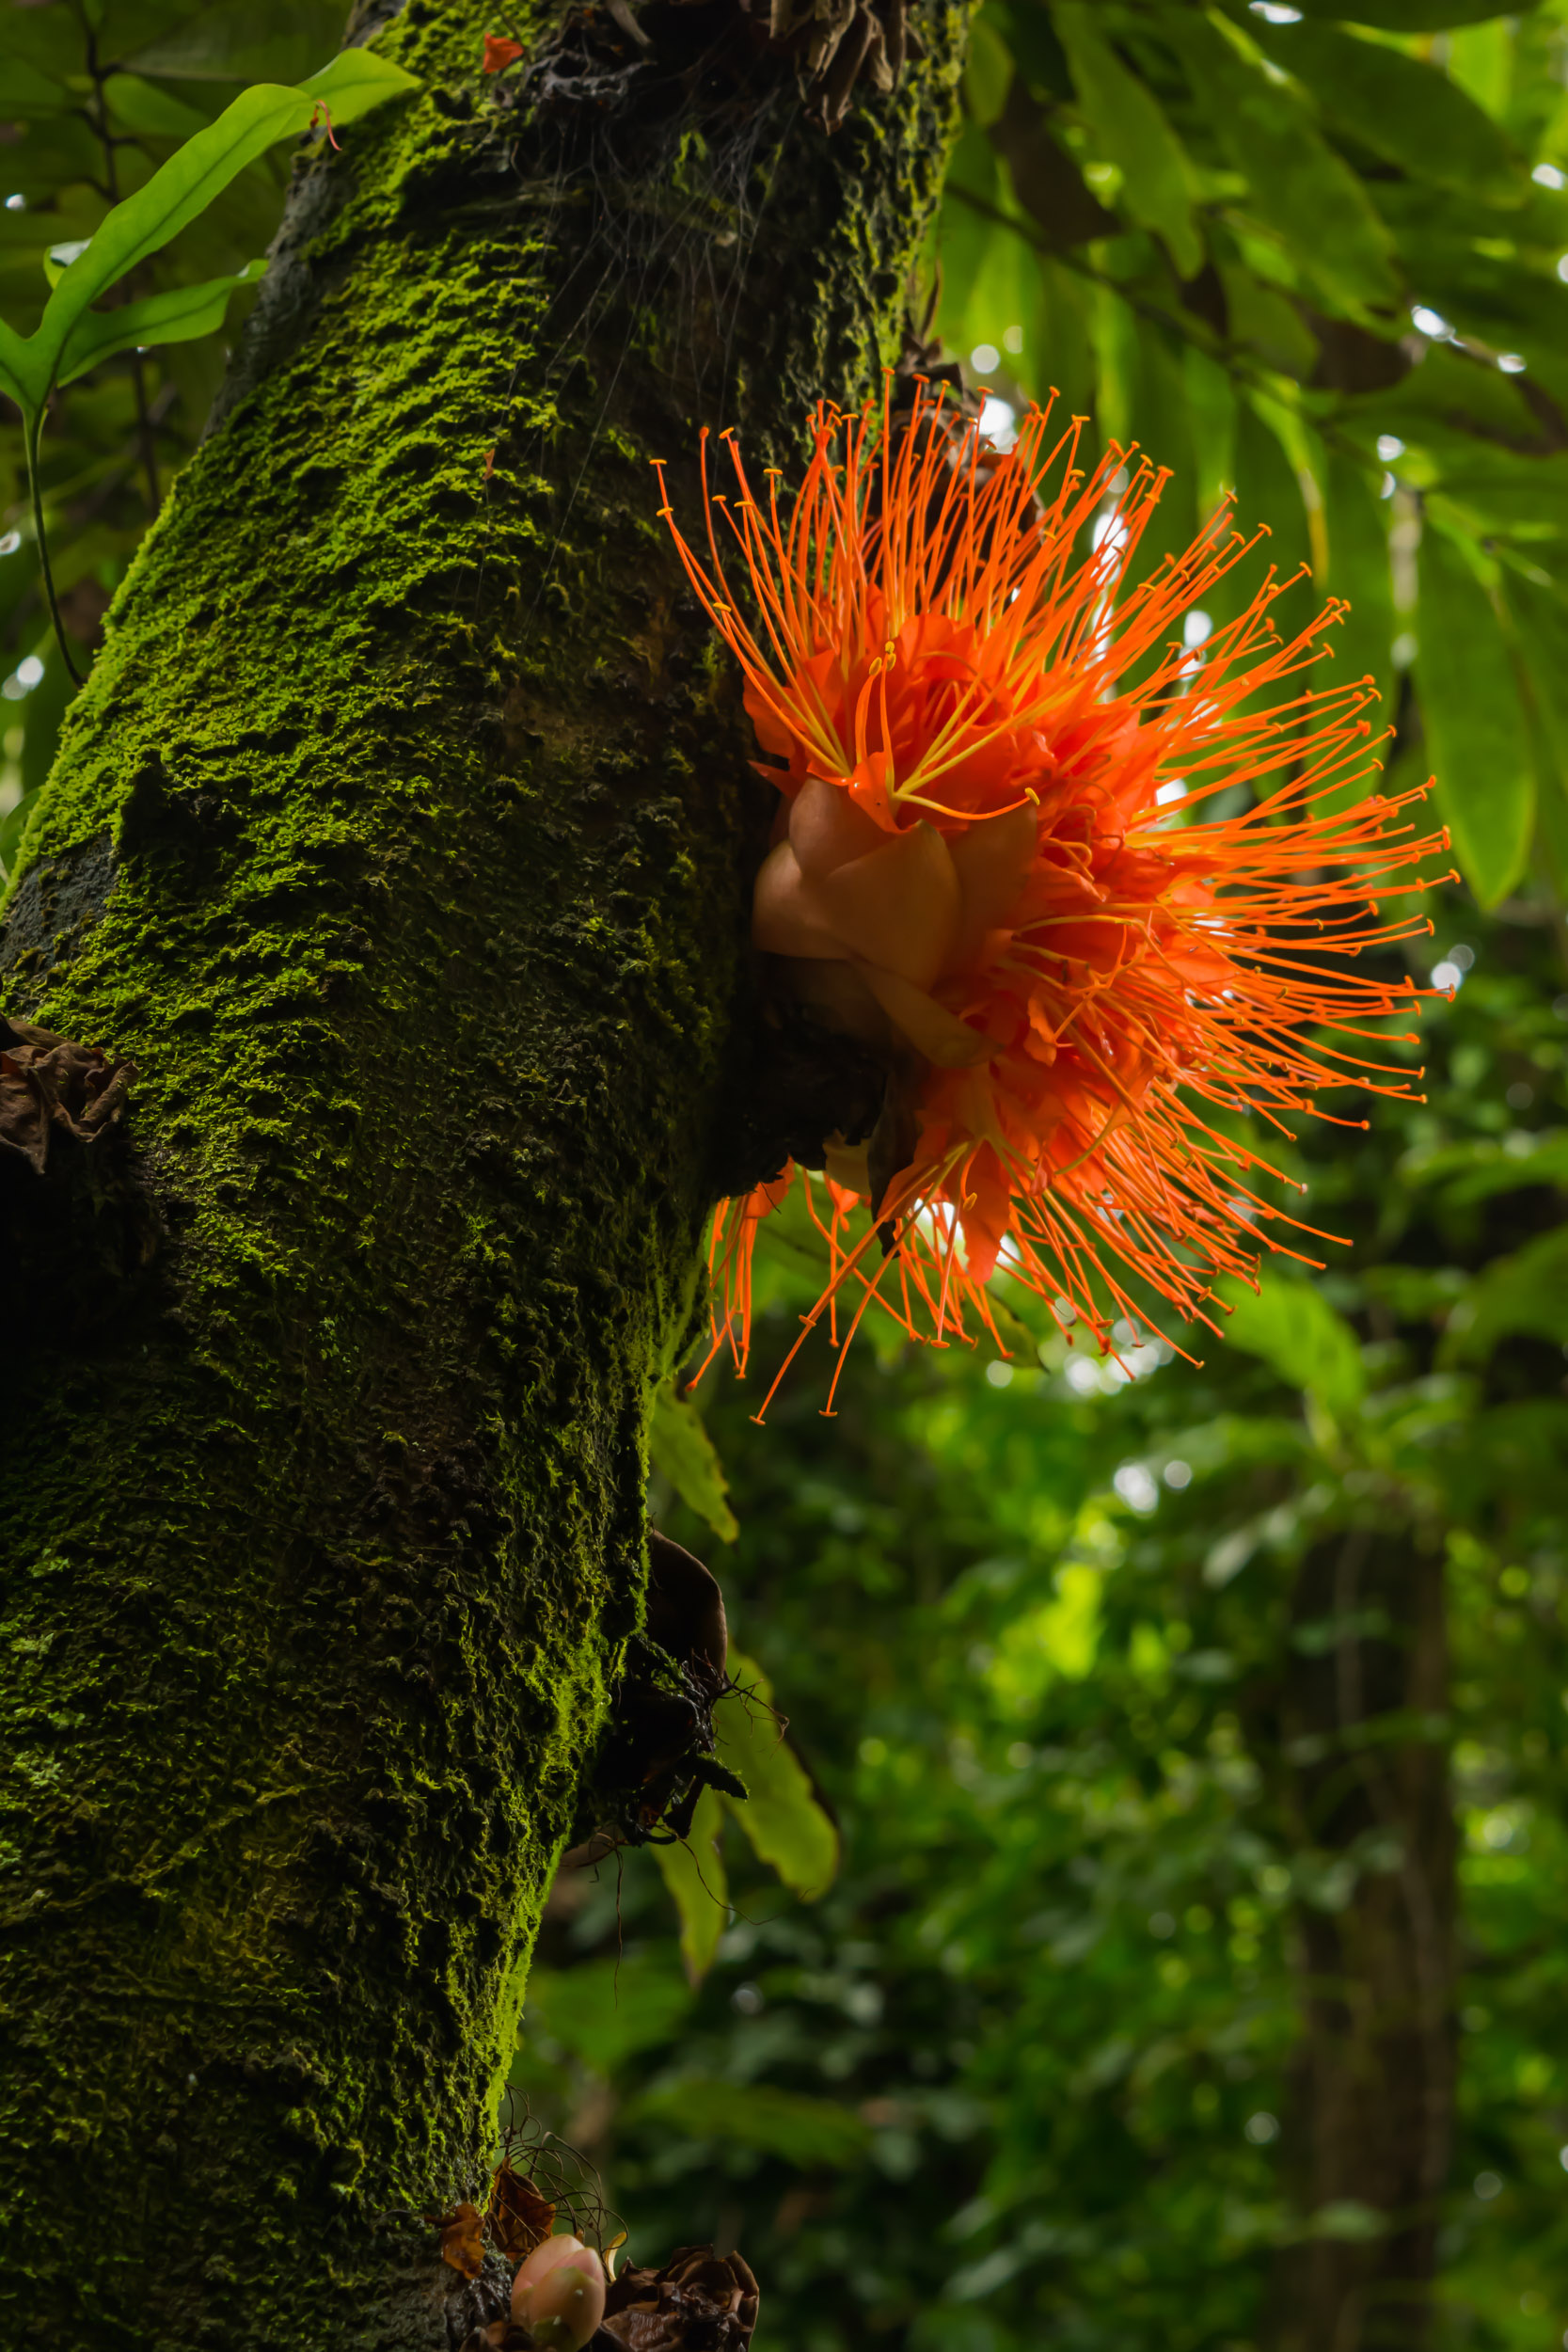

[488,2156,557,2260]
[432,2200,488,2280]
[0,1016,134,1176]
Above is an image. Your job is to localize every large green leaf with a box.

[1216,1270,1365,1422]
[1417,525,1534,909]
[715,1651,839,1902]
[3,49,415,412]
[1440,1227,1568,1363]
[1166,13,1399,313]
[523,1952,691,2074]
[651,1784,728,1984]
[0,57,78,118]
[102,73,215,142]
[1246,17,1524,203]
[17,83,316,407]
[649,1379,737,1544]
[55,260,266,386]
[1287,0,1543,23]
[126,0,352,84]
[1323,451,1394,728]
[1053,4,1201,278]
[1502,570,1568,850]
[626,2077,871,2167]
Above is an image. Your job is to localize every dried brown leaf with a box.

[488,2156,556,2260]
[433,2200,487,2279]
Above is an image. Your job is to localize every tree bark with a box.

[0,2,959,2340]
[1262,1531,1456,2352]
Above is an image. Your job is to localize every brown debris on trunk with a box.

[0,1016,133,1176]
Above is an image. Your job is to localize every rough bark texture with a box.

[1262,1532,1456,2352]
[0,1,961,2340]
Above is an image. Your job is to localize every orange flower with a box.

[654,387,1451,1415]
[482,31,526,71]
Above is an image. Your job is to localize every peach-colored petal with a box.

[859,963,994,1069]
[945,802,1038,973]
[813,820,960,989]
[789,773,893,881]
[752,840,847,961]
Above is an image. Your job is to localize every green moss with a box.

[0,0,963,2341]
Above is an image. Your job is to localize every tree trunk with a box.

[0,3,958,2339]
[1263,1531,1456,2352]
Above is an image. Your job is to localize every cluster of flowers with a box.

[656,386,1449,1414]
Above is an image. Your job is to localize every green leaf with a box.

[651,1784,728,1984]
[649,1379,737,1544]
[1215,1270,1366,1420]
[17,82,316,407]
[1440,1227,1568,1363]
[523,1951,691,2074]
[1286,0,1544,24]
[715,1652,839,1901]
[1417,524,1534,909]
[964,3,1013,129]
[1502,572,1568,853]
[626,2077,871,2167]
[8,52,413,412]
[1323,451,1394,728]
[0,320,30,414]
[43,241,93,291]
[1167,13,1399,313]
[55,260,265,386]
[0,57,79,118]
[1246,18,1525,204]
[298,46,420,126]
[126,0,354,84]
[102,73,214,141]
[1053,4,1201,278]
[1215,259,1318,380]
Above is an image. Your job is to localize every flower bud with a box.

[512,2234,606,2351]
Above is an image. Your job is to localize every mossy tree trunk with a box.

[0,2,960,2340]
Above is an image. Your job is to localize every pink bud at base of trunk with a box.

[512,2236,607,2350]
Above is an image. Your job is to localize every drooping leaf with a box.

[649,1379,737,1544]
[715,1651,839,1901]
[1417,524,1534,909]
[1053,4,1201,278]
[651,1784,728,1984]
[487,2158,555,2260]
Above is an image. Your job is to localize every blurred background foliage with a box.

[8,0,1568,2347]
